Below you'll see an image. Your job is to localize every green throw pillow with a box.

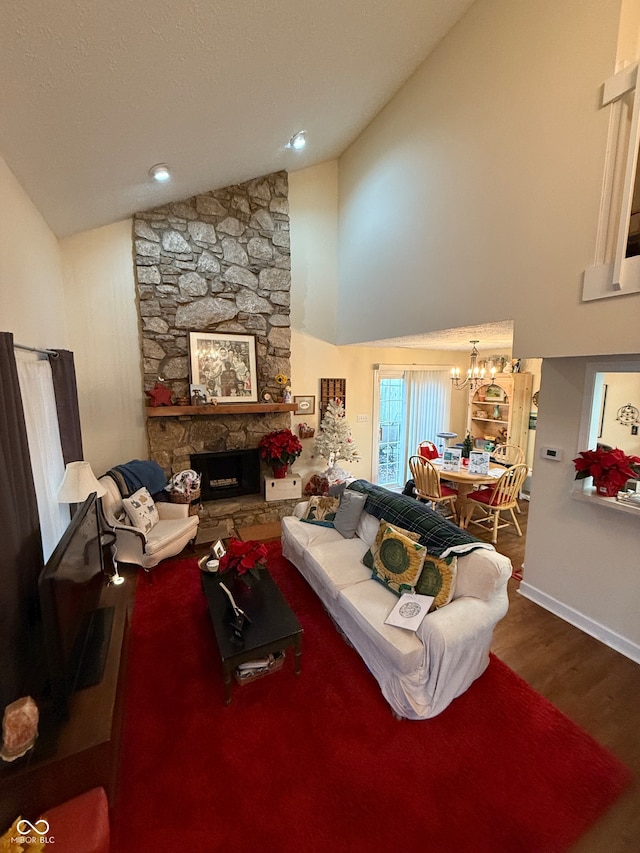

[415,553,458,609]
[371,525,427,596]
[363,519,420,569]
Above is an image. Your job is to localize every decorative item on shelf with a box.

[145,381,174,407]
[493,404,502,420]
[165,469,201,504]
[313,398,360,482]
[298,422,315,439]
[477,386,487,402]
[1,695,39,762]
[274,372,289,392]
[258,428,303,479]
[218,537,269,587]
[190,383,208,406]
[283,386,292,404]
[573,446,640,497]
[175,396,190,406]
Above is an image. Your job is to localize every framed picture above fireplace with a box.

[189,331,258,403]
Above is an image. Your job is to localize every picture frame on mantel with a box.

[188,331,258,403]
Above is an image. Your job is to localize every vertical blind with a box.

[405,369,451,482]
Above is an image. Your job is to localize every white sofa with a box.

[281,482,512,720]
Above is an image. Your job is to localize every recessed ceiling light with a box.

[149,163,171,182]
[287,131,307,150]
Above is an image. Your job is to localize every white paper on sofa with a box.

[384,593,435,631]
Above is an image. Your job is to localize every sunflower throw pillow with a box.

[415,553,458,609]
[362,518,420,569]
[371,524,427,596]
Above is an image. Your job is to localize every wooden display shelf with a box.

[146,402,298,417]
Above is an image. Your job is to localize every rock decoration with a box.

[1,696,39,762]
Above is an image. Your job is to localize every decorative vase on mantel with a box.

[272,463,289,479]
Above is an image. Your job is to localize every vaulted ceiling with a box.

[0,0,475,238]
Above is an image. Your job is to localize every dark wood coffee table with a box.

[201,570,302,704]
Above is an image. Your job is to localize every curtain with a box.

[405,370,452,483]
[49,348,83,464]
[17,358,70,561]
[0,332,45,708]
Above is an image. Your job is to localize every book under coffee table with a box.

[201,570,303,704]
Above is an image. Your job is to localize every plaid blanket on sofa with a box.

[347,480,493,558]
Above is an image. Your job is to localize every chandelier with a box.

[450,340,496,392]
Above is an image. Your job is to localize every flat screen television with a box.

[38,492,113,718]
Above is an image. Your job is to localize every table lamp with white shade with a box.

[57,461,124,586]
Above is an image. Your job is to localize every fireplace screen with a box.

[190,449,261,501]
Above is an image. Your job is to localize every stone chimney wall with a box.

[133,170,292,477]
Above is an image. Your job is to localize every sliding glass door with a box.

[373,365,452,490]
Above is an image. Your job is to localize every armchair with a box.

[98,475,199,571]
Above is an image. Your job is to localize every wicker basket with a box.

[168,487,201,504]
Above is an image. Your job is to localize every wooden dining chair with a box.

[417,440,439,460]
[492,444,525,466]
[409,455,458,523]
[463,463,528,543]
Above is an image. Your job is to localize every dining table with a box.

[431,457,507,529]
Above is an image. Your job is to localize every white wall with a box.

[0,156,68,347]
[59,220,147,476]
[337,0,639,359]
[522,356,640,658]
[289,162,339,343]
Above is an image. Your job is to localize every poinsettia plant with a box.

[573,446,640,491]
[258,428,303,467]
[218,538,269,583]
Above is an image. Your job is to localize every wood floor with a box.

[472,500,640,853]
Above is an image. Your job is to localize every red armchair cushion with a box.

[40,787,109,853]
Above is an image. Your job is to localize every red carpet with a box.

[111,543,631,853]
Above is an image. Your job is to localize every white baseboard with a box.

[519,582,640,665]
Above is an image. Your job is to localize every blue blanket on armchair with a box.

[109,460,168,498]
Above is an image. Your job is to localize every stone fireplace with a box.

[133,170,300,538]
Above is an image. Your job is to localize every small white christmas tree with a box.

[314,398,360,471]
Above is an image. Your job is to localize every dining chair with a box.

[409,455,458,523]
[417,440,439,460]
[463,463,528,543]
[492,444,525,466]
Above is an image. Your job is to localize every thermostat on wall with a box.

[541,446,563,461]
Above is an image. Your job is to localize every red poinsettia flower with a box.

[258,429,303,466]
[219,538,268,579]
[573,446,640,489]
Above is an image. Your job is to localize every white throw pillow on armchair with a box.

[122,487,160,534]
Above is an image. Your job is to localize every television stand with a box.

[0,583,129,832]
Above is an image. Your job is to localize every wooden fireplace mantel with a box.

[146,402,298,418]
